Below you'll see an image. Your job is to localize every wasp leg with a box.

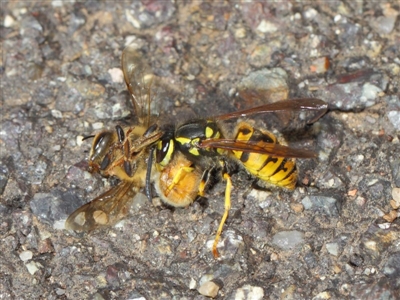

[212,169,232,258]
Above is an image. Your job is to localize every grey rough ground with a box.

[1,1,400,299]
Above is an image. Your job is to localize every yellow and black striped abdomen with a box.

[231,122,297,190]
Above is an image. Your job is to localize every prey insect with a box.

[66,46,207,232]
[66,45,328,258]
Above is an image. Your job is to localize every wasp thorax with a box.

[175,120,222,157]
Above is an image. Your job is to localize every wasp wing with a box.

[214,98,328,124]
[199,138,317,158]
[65,180,138,232]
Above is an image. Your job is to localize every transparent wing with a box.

[65,180,139,232]
[122,45,181,127]
[122,45,155,126]
[214,98,328,124]
[199,138,317,158]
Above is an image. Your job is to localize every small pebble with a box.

[303,8,318,19]
[290,203,304,213]
[390,199,399,210]
[360,83,383,105]
[108,68,124,83]
[383,210,398,223]
[51,109,63,119]
[256,20,278,33]
[313,291,331,300]
[326,242,339,256]
[235,27,246,39]
[392,188,400,202]
[198,281,220,298]
[347,189,357,197]
[76,135,84,147]
[92,122,104,130]
[272,231,305,250]
[25,261,39,275]
[19,250,33,262]
[234,285,264,300]
[55,288,66,295]
[4,15,16,27]
[189,278,197,290]
[52,145,61,151]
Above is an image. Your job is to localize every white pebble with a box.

[51,109,63,119]
[92,122,104,130]
[108,68,124,83]
[19,250,33,262]
[4,15,16,27]
[25,261,39,275]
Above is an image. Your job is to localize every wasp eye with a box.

[90,132,113,163]
[156,139,174,167]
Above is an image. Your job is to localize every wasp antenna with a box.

[82,135,96,141]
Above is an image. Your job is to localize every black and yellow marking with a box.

[156,138,175,167]
[175,120,226,157]
[232,122,297,190]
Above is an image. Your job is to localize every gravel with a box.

[1,1,399,299]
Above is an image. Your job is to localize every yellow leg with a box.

[212,172,232,258]
[165,166,194,196]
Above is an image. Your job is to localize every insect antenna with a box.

[82,135,95,141]
[82,135,95,153]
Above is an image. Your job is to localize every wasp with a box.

[66,45,328,258]
[171,98,327,257]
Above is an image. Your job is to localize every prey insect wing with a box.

[122,46,154,124]
[65,180,138,232]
